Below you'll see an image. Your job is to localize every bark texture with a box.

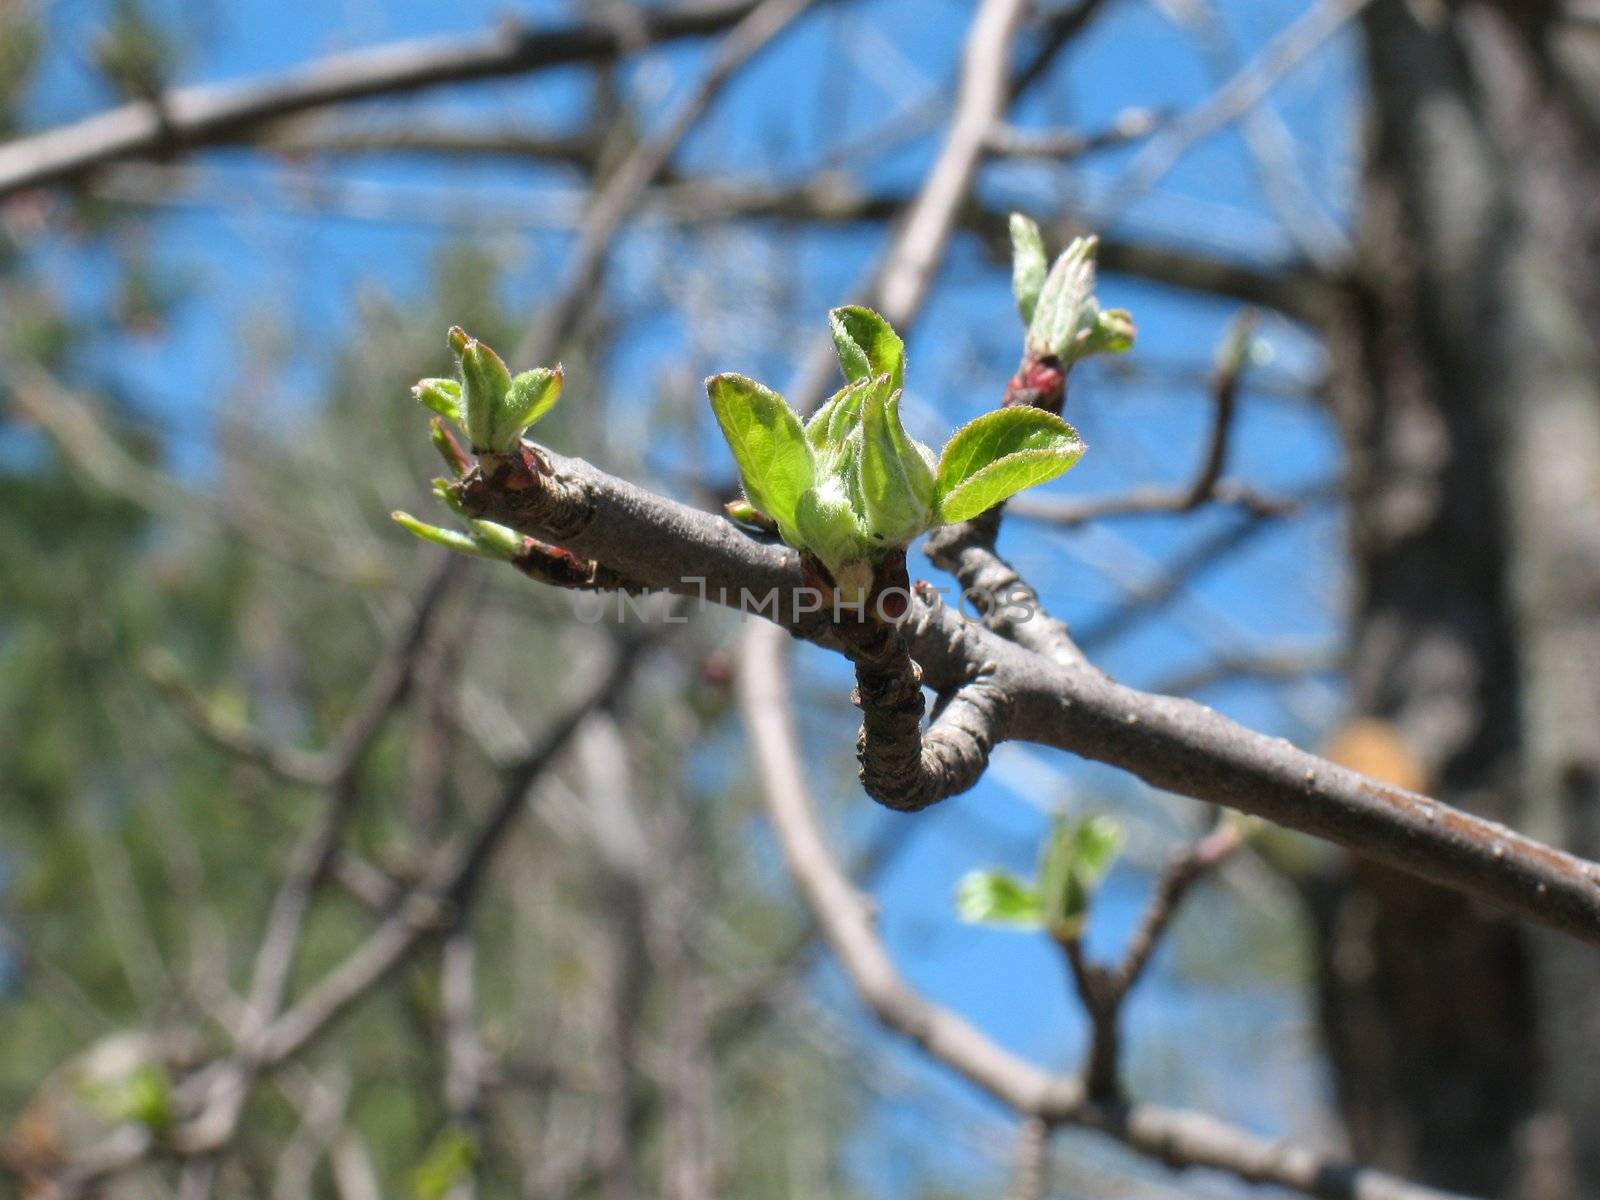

[1324,1,1600,1192]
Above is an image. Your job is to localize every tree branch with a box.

[461,441,1600,944]
[0,0,767,199]
[734,624,1471,1200]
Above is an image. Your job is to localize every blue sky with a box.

[18,0,1361,1192]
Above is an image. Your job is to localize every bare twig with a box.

[735,624,1469,1200]
[0,0,769,198]
[513,0,820,364]
[1109,0,1379,208]
[986,107,1167,159]
[146,555,458,788]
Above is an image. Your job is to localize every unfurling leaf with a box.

[806,377,873,458]
[829,306,905,395]
[392,510,519,561]
[84,1063,173,1133]
[1038,815,1124,940]
[935,407,1085,523]
[412,1127,479,1200]
[706,373,814,544]
[1011,223,1135,367]
[1010,213,1049,324]
[1028,236,1099,359]
[956,870,1045,929]
[413,377,461,423]
[794,477,869,583]
[504,365,564,435]
[450,325,515,451]
[857,384,936,545]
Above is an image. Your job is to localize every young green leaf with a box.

[413,377,461,423]
[1028,236,1099,360]
[392,511,507,560]
[451,326,515,451]
[1082,307,1136,357]
[1010,213,1048,324]
[1038,815,1124,940]
[857,384,936,545]
[829,306,904,394]
[793,476,868,580]
[956,870,1045,929]
[706,373,814,541]
[503,365,564,438]
[934,407,1085,524]
[806,377,873,457]
[412,1127,479,1200]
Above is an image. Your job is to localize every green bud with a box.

[793,476,869,588]
[413,377,462,423]
[806,377,873,461]
[1037,815,1123,941]
[828,306,904,395]
[503,365,564,437]
[430,418,471,478]
[1082,307,1136,357]
[466,517,524,559]
[392,510,511,561]
[1009,213,1048,324]
[1028,236,1098,360]
[1023,237,1135,366]
[450,325,515,452]
[856,382,936,547]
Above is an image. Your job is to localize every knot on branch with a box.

[847,620,1009,812]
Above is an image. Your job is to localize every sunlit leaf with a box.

[856,384,936,545]
[1010,213,1048,324]
[829,305,905,394]
[706,373,813,541]
[956,870,1045,928]
[934,407,1084,523]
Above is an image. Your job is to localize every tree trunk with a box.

[1320,1,1600,1193]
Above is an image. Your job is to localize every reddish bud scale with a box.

[512,538,598,588]
[1003,355,1067,413]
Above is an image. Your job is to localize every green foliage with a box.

[1009,215,1136,367]
[1039,815,1124,939]
[934,407,1084,525]
[83,1062,173,1133]
[440,325,565,454]
[706,372,815,547]
[411,1127,478,1200]
[396,328,567,556]
[3,235,866,1194]
[957,815,1124,940]
[1009,213,1049,325]
[706,303,1100,592]
[955,870,1044,927]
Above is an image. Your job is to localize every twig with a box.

[1011,1116,1050,1200]
[145,555,459,788]
[1181,310,1259,509]
[986,107,1167,160]
[0,0,769,199]
[734,624,1470,1200]
[513,0,820,364]
[842,617,1010,812]
[461,443,1600,943]
[1060,823,1243,1102]
[1109,0,1379,209]
[1006,477,1297,526]
[1003,310,1302,529]
[53,637,652,1195]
